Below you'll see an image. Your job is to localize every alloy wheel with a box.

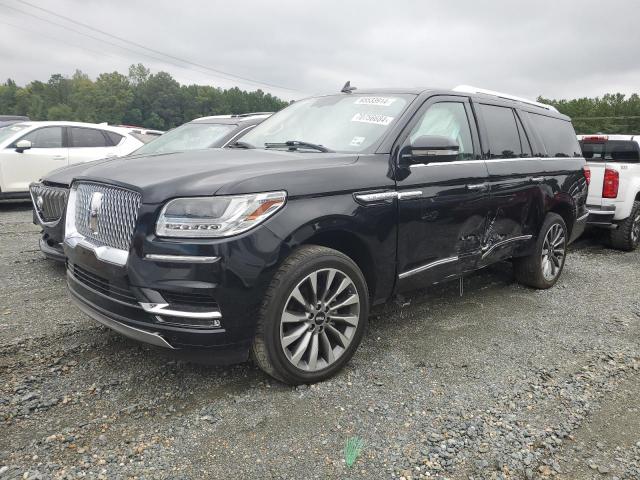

[280,268,360,372]
[631,213,640,245]
[541,223,566,281]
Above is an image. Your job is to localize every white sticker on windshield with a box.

[354,97,397,106]
[350,136,365,146]
[351,113,394,126]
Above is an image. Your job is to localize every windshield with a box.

[240,94,413,153]
[0,123,29,145]
[132,123,237,155]
[580,140,640,163]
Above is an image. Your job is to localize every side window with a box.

[69,127,110,148]
[478,104,522,158]
[18,127,63,148]
[409,102,474,159]
[526,113,581,157]
[105,131,124,146]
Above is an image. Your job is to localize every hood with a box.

[67,148,368,203]
[43,157,116,187]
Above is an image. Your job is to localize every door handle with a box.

[52,156,66,160]
[466,183,488,191]
[531,177,545,183]
[105,153,117,158]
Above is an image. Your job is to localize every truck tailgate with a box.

[586,161,605,206]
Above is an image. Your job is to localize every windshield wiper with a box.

[264,140,333,153]
[228,141,254,149]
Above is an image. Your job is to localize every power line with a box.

[13,0,302,94]
[0,3,261,89]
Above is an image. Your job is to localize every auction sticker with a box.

[351,113,394,126]
[350,136,366,146]
[354,97,397,106]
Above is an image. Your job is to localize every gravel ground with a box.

[1,200,639,480]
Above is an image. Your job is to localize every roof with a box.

[15,121,132,134]
[191,113,272,124]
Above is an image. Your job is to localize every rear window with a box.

[580,140,640,163]
[69,127,110,148]
[526,113,581,157]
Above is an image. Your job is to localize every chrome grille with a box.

[75,182,142,251]
[30,183,68,223]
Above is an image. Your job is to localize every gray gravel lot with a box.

[1,201,639,480]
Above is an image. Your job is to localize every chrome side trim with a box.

[144,254,220,264]
[411,157,581,168]
[64,186,129,267]
[398,256,459,280]
[139,302,222,320]
[354,191,397,203]
[412,149,459,157]
[481,235,533,258]
[397,190,423,200]
[69,292,175,349]
[576,212,589,222]
[587,209,616,215]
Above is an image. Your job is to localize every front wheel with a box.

[514,213,567,289]
[609,201,640,251]
[251,245,369,385]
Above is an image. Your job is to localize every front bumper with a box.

[39,236,65,262]
[586,204,616,228]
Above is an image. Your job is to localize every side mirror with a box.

[15,139,32,153]
[400,135,459,165]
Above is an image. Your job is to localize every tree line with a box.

[539,93,640,134]
[1,65,638,134]
[0,64,289,130]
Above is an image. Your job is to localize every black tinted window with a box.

[580,140,640,162]
[19,127,63,148]
[479,104,522,158]
[106,131,124,145]
[527,113,581,157]
[69,127,109,148]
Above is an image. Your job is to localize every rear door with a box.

[474,102,543,265]
[395,96,490,289]
[1,126,68,192]
[67,127,119,165]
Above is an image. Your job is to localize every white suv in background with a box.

[0,121,149,198]
[579,134,640,250]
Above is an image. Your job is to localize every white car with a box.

[0,121,148,198]
[579,134,640,250]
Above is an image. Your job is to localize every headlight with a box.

[156,191,286,238]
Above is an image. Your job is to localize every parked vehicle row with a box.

[28,113,271,260]
[26,85,589,384]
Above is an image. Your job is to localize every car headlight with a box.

[156,191,286,238]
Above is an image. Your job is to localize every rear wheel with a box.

[609,201,640,251]
[251,245,369,385]
[514,213,567,289]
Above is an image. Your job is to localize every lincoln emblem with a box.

[88,192,103,234]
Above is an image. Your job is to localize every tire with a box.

[251,245,369,385]
[513,213,567,289]
[609,201,640,251]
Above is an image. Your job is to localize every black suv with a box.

[62,86,587,384]
[30,113,271,261]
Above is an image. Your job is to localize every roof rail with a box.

[452,85,558,112]
[230,112,273,118]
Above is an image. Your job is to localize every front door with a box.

[1,126,68,192]
[395,96,491,290]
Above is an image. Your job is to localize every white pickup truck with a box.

[578,134,640,250]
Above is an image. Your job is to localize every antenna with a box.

[341,81,357,94]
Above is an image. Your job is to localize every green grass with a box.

[344,436,365,468]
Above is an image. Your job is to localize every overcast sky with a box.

[1,0,639,102]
